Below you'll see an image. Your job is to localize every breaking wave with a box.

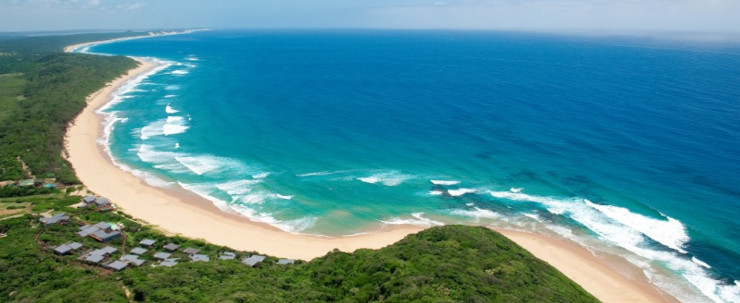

[447,188,477,197]
[178,181,316,234]
[487,189,738,303]
[381,212,444,227]
[357,170,413,186]
[430,179,461,185]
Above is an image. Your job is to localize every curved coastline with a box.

[63,36,676,303]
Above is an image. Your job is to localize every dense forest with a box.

[0,32,141,183]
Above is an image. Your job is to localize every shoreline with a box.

[63,29,206,53]
[64,38,677,303]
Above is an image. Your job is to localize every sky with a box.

[0,0,739,33]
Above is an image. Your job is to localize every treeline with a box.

[0,32,143,73]
[0,33,141,183]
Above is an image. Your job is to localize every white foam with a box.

[447,188,477,196]
[165,105,179,114]
[136,144,178,164]
[178,181,317,234]
[465,202,475,207]
[358,176,381,184]
[99,113,127,145]
[139,120,165,140]
[276,194,294,200]
[297,170,356,177]
[165,94,177,98]
[232,204,317,234]
[488,190,740,303]
[186,56,199,61]
[510,187,524,193]
[430,180,461,186]
[450,207,499,220]
[111,161,175,188]
[97,62,172,116]
[166,116,184,123]
[493,190,648,247]
[174,142,180,149]
[429,190,444,196]
[585,199,690,254]
[357,171,412,186]
[215,179,260,196]
[298,171,334,177]
[171,70,189,75]
[140,173,175,187]
[523,213,540,221]
[692,257,712,269]
[381,212,444,227]
[138,117,189,139]
[174,156,223,175]
[178,182,233,211]
[165,85,181,90]
[239,192,271,204]
[169,120,193,135]
[252,172,270,179]
[163,116,189,136]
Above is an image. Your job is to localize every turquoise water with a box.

[81,30,739,302]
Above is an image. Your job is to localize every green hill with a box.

[0,32,141,183]
[0,207,598,302]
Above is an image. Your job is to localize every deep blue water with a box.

[83,30,739,302]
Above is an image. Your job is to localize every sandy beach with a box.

[64,43,677,303]
[65,35,155,53]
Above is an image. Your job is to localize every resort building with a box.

[139,239,156,247]
[154,252,172,260]
[190,254,210,262]
[120,254,146,267]
[80,195,114,211]
[79,246,117,264]
[130,247,148,255]
[77,222,123,242]
[82,196,96,205]
[80,253,105,264]
[278,258,295,265]
[163,243,180,251]
[78,222,122,243]
[242,255,266,267]
[105,261,129,271]
[40,213,70,225]
[160,259,178,267]
[53,242,84,255]
[219,252,236,260]
[183,247,200,255]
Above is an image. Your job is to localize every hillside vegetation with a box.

[0,196,599,302]
[0,32,140,183]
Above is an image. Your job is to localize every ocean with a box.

[77,30,739,302]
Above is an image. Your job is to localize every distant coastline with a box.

[63,33,677,303]
[63,29,208,53]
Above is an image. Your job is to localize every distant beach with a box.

[62,34,680,303]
